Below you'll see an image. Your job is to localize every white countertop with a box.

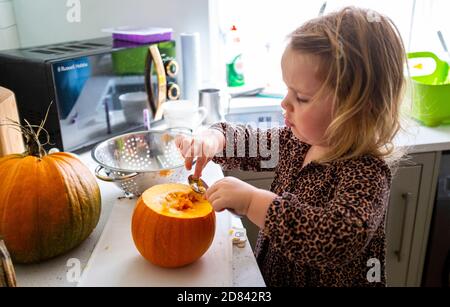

[395,117,450,154]
[14,150,265,287]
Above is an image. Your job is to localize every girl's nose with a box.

[281,98,293,112]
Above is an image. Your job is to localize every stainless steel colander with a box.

[91,129,193,196]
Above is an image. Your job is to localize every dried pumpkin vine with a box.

[0,102,54,159]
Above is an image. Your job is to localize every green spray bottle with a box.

[226,25,245,87]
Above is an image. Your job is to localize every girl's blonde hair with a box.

[289,7,406,166]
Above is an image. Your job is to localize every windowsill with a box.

[226,96,283,115]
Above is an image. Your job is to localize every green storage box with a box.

[408,51,450,127]
[112,41,176,75]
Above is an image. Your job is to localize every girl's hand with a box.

[205,177,258,216]
[175,129,225,178]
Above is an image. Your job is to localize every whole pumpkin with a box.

[0,152,101,263]
[132,183,215,268]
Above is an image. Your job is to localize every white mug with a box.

[163,100,207,130]
[119,92,148,125]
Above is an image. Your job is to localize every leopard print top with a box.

[211,123,391,287]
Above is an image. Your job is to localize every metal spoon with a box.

[188,175,243,218]
[188,175,208,194]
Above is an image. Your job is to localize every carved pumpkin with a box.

[0,105,101,263]
[131,183,215,268]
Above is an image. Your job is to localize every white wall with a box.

[0,0,20,50]
[12,0,213,84]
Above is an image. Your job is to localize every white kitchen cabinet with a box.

[386,163,422,286]
[224,152,440,287]
[386,152,440,287]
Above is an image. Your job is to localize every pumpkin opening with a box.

[142,184,213,219]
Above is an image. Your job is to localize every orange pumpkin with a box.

[0,106,101,263]
[131,183,215,268]
[0,152,101,263]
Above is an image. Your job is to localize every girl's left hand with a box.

[205,177,258,216]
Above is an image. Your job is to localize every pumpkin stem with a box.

[0,102,54,158]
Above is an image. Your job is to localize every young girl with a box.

[176,7,405,287]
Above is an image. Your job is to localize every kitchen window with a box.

[210,0,448,95]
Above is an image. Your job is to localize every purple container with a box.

[111,27,173,44]
[113,32,172,44]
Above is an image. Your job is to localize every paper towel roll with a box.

[181,32,202,104]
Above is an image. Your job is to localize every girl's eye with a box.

[296,96,309,103]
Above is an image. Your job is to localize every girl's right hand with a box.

[175,129,225,178]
